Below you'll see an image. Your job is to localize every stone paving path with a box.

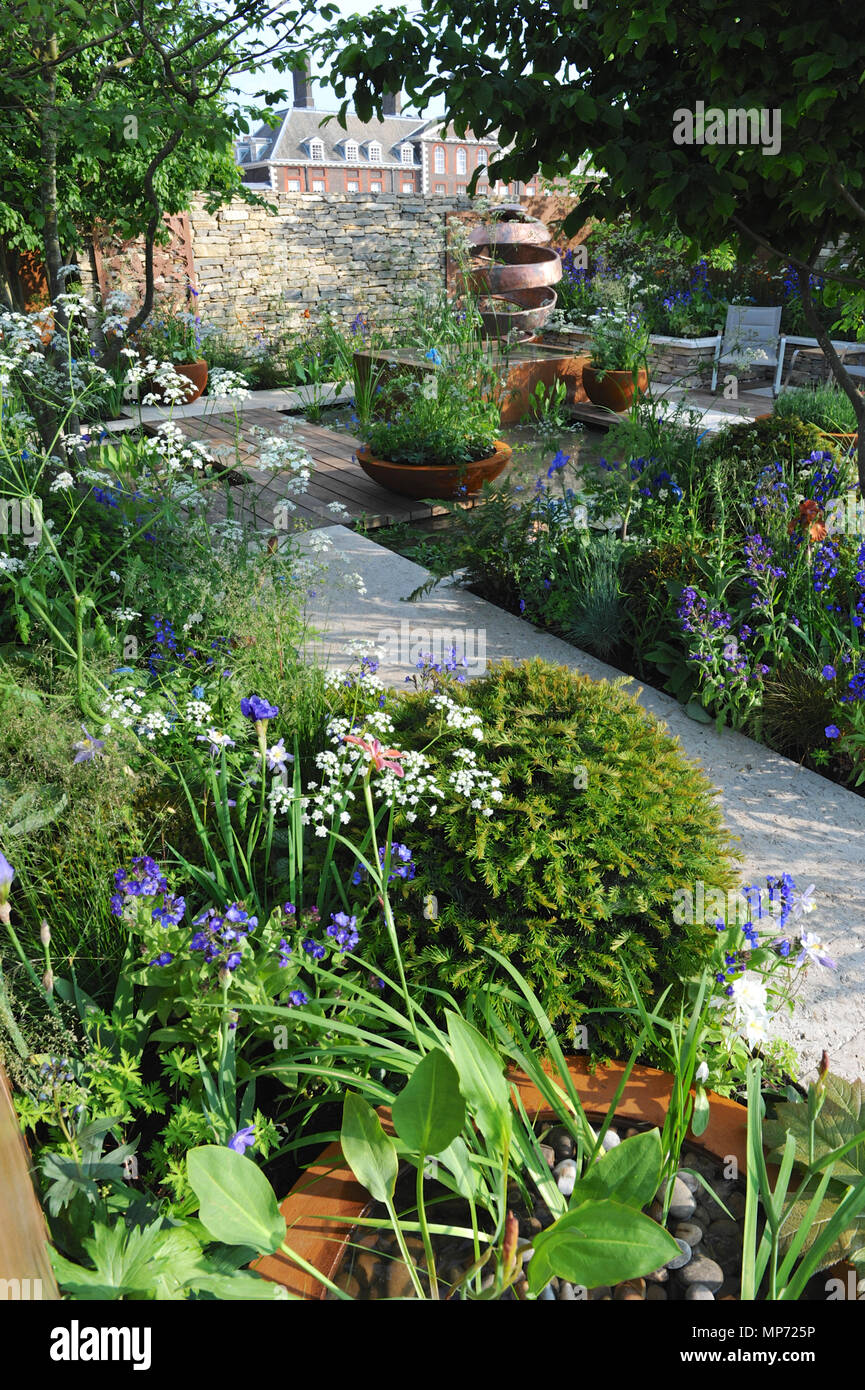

[297,523,865,1083]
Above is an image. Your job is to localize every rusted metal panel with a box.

[0,1061,59,1299]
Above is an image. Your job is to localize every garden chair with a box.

[710,305,783,392]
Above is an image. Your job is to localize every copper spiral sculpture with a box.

[464,205,562,340]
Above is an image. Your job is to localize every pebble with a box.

[590,1285,612,1300]
[539,1144,556,1170]
[708,1218,739,1241]
[685,1284,715,1301]
[645,1266,669,1284]
[601,1129,621,1150]
[548,1126,576,1161]
[614,1279,645,1300]
[858,1278,865,1298]
[666,1238,692,1270]
[673,1221,704,1248]
[554,1158,577,1196]
[677,1170,700,1193]
[727,1191,747,1219]
[646,1284,668,1301]
[539,1283,556,1300]
[559,1281,577,1300]
[679,1255,724,1292]
[693,1202,713,1227]
[657,1176,697,1222]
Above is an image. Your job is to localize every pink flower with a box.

[344,733,405,777]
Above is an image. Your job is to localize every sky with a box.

[230,0,446,120]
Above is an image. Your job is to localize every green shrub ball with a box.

[386,660,740,1057]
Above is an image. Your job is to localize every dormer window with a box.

[309,139,324,161]
[344,140,359,162]
[400,143,414,164]
[368,141,382,163]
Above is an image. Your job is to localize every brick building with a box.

[235,66,535,198]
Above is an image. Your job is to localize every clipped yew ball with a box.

[387,659,740,1057]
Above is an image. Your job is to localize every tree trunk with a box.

[797,266,865,491]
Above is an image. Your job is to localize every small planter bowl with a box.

[582,365,649,413]
[145,360,208,406]
[253,1057,751,1300]
[355,441,512,500]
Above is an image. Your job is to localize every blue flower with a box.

[547,450,569,478]
[424,348,442,364]
[241,695,279,721]
[228,1125,256,1154]
[0,851,14,903]
[825,724,841,739]
[303,938,326,960]
[822,665,836,681]
[288,989,308,1006]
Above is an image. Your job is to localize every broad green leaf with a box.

[187,1146,285,1254]
[569,1129,662,1210]
[391,1048,466,1156]
[445,1011,511,1152]
[529,1201,680,1291]
[763,1073,865,1181]
[436,1135,480,1200]
[341,1091,398,1204]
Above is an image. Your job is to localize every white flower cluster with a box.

[207,368,251,401]
[145,420,214,474]
[126,357,199,406]
[0,555,26,573]
[251,425,312,493]
[429,693,484,740]
[49,471,75,492]
[448,747,503,814]
[185,698,213,727]
[724,975,770,1047]
[101,686,174,740]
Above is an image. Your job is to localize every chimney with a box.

[293,56,313,109]
[382,92,402,117]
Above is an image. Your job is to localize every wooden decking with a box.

[148,408,468,533]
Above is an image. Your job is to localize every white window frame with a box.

[401,181,414,193]
[400,143,414,165]
[477,148,488,166]
[370,181,382,193]
[286,179,301,192]
[346,179,359,192]
[311,179,325,192]
[309,139,324,161]
[368,142,382,163]
[434,183,446,195]
[344,140,359,162]
[434,146,446,174]
[456,148,467,175]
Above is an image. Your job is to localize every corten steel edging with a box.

[254,1058,751,1301]
[0,1061,60,1299]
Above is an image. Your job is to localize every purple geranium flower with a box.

[228,1125,256,1154]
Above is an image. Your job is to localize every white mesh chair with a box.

[711,305,783,392]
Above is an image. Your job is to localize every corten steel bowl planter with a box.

[355,441,512,500]
[468,206,553,249]
[253,1057,751,1301]
[582,364,649,413]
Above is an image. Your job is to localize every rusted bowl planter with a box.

[355,441,512,500]
[465,243,562,298]
[582,364,649,413]
[478,286,558,340]
[253,1057,750,1301]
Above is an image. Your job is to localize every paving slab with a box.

[297,523,865,1082]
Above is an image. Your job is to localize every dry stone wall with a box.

[189,192,474,337]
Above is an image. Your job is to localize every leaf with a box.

[445,1011,511,1152]
[340,1092,398,1204]
[569,1129,662,1210]
[391,1048,466,1156]
[764,1073,865,1182]
[685,697,713,724]
[187,1146,286,1254]
[529,1201,680,1291]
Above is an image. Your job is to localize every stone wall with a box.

[189,192,475,338]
